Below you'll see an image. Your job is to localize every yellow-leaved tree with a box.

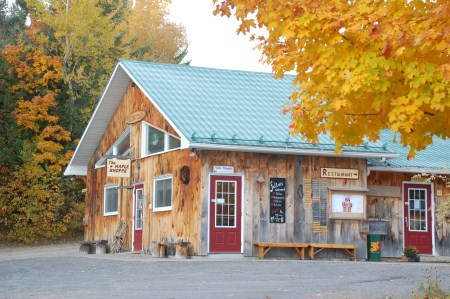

[123,0,188,62]
[214,0,449,158]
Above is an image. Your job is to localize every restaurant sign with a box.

[320,168,359,180]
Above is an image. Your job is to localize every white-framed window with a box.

[153,175,173,212]
[142,122,181,157]
[104,185,119,216]
[96,127,132,168]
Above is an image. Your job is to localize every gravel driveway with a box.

[0,244,449,299]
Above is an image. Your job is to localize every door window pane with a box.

[408,188,427,231]
[135,189,143,229]
[215,181,237,228]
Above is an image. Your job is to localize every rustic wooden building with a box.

[65,60,450,259]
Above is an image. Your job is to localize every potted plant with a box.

[403,246,420,262]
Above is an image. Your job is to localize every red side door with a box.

[209,175,242,253]
[133,184,144,252]
[403,183,433,254]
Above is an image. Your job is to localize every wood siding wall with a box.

[84,83,203,253]
[368,171,450,257]
[199,152,369,258]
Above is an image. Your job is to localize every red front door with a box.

[209,175,242,253]
[133,184,144,252]
[403,183,433,254]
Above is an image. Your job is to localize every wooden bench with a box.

[79,240,108,254]
[254,242,358,260]
[254,242,309,260]
[308,243,358,261]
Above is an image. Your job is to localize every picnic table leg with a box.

[258,246,265,259]
[292,247,304,260]
[308,246,314,260]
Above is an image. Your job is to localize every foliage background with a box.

[0,0,188,244]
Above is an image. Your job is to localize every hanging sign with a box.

[320,168,359,180]
[107,159,131,177]
[269,178,286,223]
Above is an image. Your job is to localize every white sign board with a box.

[107,159,131,178]
[321,168,359,180]
[213,166,234,173]
[331,194,364,213]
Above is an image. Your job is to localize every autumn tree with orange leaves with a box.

[214,0,449,158]
[0,21,84,243]
[0,0,188,243]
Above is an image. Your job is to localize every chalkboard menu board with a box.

[270,178,286,223]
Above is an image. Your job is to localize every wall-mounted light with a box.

[190,148,199,158]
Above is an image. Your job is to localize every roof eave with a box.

[190,142,399,159]
[369,166,450,175]
[64,63,131,176]
[64,165,88,176]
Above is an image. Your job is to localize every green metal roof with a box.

[66,60,449,176]
[120,60,392,155]
[368,130,450,173]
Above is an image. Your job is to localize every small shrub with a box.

[403,246,419,258]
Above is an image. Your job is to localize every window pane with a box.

[116,131,130,155]
[105,187,118,214]
[229,194,235,205]
[136,190,143,229]
[147,126,165,154]
[420,190,425,200]
[415,190,420,199]
[154,178,172,209]
[420,199,425,210]
[229,205,235,215]
[420,221,426,230]
[164,180,172,207]
[169,135,181,150]
[223,205,229,215]
[156,181,164,207]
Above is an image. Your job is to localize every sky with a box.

[168,0,271,73]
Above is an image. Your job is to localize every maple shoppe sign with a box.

[107,159,131,178]
[320,168,359,180]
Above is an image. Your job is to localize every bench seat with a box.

[308,243,358,261]
[254,242,309,260]
[254,242,358,261]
